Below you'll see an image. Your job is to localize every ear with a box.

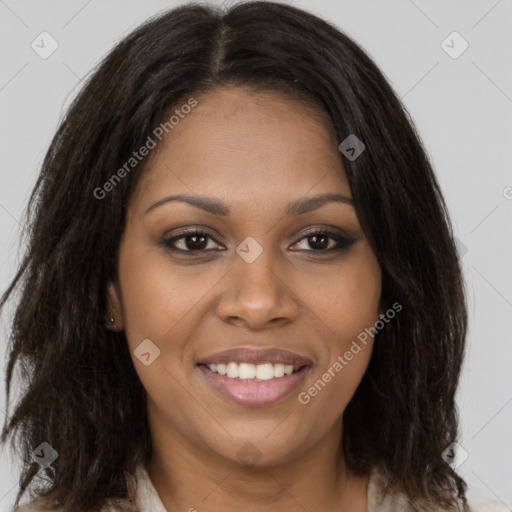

[106,281,125,331]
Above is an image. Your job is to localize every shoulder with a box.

[12,496,65,512]
[466,478,512,511]
[367,466,414,511]
[367,466,510,512]
[12,496,135,512]
[10,466,143,512]
[470,501,512,512]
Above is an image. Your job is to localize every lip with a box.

[196,347,313,406]
[196,347,313,367]
[197,364,311,406]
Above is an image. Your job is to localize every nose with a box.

[216,249,300,330]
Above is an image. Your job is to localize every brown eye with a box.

[163,230,222,252]
[290,230,357,253]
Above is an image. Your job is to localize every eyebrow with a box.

[144,192,354,217]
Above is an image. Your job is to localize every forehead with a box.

[133,87,351,209]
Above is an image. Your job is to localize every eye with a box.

[162,227,357,255]
[162,229,223,253]
[290,229,357,253]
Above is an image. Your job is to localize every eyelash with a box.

[162,228,356,255]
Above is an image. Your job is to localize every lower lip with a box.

[197,364,310,406]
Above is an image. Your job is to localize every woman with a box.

[0,2,497,511]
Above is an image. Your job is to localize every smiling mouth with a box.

[196,363,311,406]
[198,361,306,381]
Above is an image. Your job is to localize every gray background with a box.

[1,0,511,509]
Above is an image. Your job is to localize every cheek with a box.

[294,247,380,405]
[117,244,203,416]
[296,248,381,348]
[118,244,215,347]
[298,348,372,430]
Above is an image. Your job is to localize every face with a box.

[107,87,382,466]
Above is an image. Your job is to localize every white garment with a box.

[13,463,507,511]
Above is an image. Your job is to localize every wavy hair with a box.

[1,2,468,511]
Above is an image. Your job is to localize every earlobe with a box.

[106,281,125,331]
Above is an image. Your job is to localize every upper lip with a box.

[196,347,312,367]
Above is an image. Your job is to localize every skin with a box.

[107,87,383,512]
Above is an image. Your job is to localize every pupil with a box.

[187,235,207,250]
[310,235,328,250]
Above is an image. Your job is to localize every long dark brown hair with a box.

[1,2,469,511]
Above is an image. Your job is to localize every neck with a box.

[145,414,369,512]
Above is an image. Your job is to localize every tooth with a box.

[205,361,301,379]
[238,363,256,379]
[226,362,238,378]
[284,365,294,376]
[256,363,275,380]
[273,363,285,378]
